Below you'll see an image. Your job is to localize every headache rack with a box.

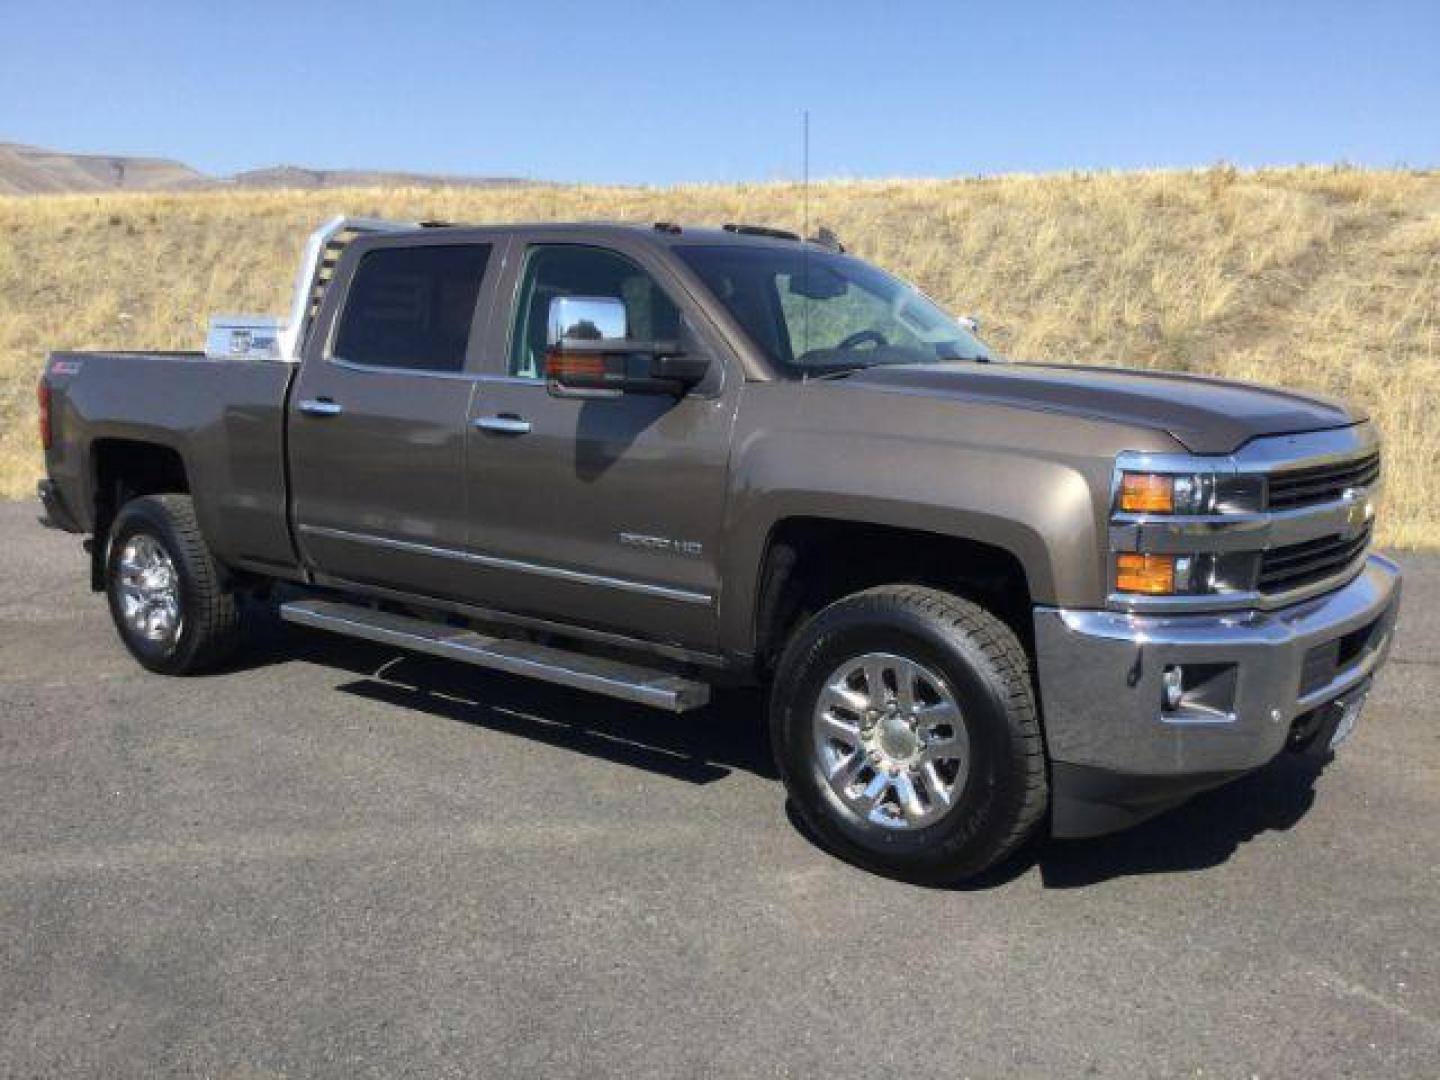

[206,215,416,362]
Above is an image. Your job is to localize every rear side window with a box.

[333,244,491,372]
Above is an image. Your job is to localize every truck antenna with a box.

[802,109,810,242]
[801,110,811,380]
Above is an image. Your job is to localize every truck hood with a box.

[844,361,1361,455]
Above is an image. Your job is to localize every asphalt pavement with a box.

[2,501,1437,1077]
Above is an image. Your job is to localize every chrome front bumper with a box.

[1034,555,1401,836]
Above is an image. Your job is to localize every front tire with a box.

[105,493,243,675]
[771,585,1048,884]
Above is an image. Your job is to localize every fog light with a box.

[1162,665,1185,711]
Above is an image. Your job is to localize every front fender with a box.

[715,383,1180,658]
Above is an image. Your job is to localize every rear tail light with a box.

[37,377,52,450]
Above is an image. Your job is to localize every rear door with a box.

[288,235,501,598]
[462,237,741,650]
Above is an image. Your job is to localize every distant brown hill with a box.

[0,142,205,194]
[225,165,536,190]
[0,141,536,195]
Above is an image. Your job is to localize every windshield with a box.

[676,244,990,377]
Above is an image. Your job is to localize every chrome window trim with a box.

[297,524,713,606]
[325,356,483,381]
[474,373,545,386]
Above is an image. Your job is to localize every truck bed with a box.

[41,349,300,577]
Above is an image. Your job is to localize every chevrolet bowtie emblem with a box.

[1341,486,1373,528]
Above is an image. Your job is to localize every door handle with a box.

[298,398,343,417]
[474,415,532,435]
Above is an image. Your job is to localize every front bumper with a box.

[1034,555,1401,837]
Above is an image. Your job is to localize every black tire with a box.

[104,493,243,675]
[771,585,1048,884]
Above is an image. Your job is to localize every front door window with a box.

[508,245,680,379]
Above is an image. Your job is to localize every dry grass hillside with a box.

[1,166,1437,545]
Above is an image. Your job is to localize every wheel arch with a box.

[87,438,192,591]
[745,515,1038,674]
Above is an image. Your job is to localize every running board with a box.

[279,598,711,712]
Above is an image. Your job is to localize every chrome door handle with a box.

[474,415,532,435]
[298,398,343,417]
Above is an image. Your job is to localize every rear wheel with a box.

[105,493,244,675]
[771,585,1048,884]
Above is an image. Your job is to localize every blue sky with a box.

[1,0,1436,184]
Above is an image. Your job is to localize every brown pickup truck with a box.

[36,216,1401,882]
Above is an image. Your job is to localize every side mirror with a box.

[545,296,709,397]
[958,315,981,334]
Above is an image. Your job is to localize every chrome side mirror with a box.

[547,296,627,347]
[958,315,981,334]
[544,294,707,397]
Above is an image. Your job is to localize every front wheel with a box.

[771,585,1048,884]
[105,493,244,675]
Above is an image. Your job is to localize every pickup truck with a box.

[37,216,1401,883]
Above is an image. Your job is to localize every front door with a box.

[288,239,495,598]
[464,241,740,650]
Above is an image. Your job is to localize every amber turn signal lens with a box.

[1115,553,1176,594]
[1118,472,1175,514]
[546,350,608,379]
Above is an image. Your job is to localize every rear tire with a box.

[104,493,244,675]
[770,585,1048,884]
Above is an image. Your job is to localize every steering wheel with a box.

[836,328,888,351]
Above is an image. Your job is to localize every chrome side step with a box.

[279,598,711,713]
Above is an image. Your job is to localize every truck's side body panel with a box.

[458,229,744,650]
[44,351,298,577]
[288,360,478,597]
[286,231,502,603]
[715,380,1182,657]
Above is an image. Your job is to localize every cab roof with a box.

[390,220,843,252]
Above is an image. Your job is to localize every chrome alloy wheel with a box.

[117,534,182,647]
[811,652,970,829]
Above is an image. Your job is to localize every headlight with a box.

[1118,472,1205,514]
[1115,471,1263,516]
[1114,551,1256,596]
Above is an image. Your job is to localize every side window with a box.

[333,244,491,372]
[509,245,681,379]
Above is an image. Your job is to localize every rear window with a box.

[333,244,491,372]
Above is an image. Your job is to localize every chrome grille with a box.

[1267,452,1380,511]
[1258,524,1372,595]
